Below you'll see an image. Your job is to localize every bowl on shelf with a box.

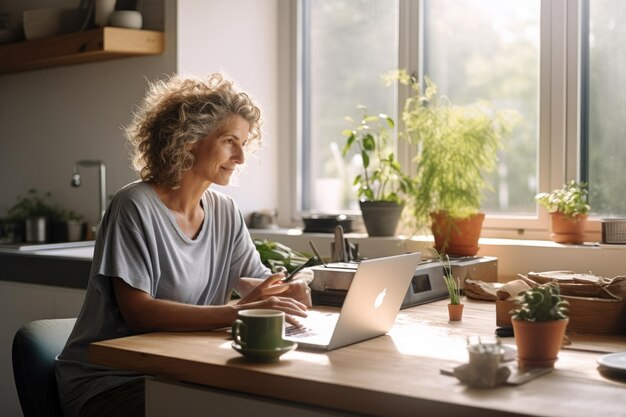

[23,8,65,40]
[109,10,143,29]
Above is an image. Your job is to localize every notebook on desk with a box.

[285,252,421,350]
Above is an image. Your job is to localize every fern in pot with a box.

[384,70,518,255]
[342,105,414,236]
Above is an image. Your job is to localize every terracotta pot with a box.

[511,318,569,369]
[431,212,485,256]
[448,303,464,321]
[550,212,588,244]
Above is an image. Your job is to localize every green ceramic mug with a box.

[232,309,285,350]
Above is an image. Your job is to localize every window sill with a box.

[249,229,625,281]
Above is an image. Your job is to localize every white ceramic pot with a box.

[109,11,142,29]
[67,220,85,242]
[94,0,117,27]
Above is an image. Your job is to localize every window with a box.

[296,0,614,237]
[300,0,399,212]
[422,0,540,216]
[582,0,626,217]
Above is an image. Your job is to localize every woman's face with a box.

[190,115,250,186]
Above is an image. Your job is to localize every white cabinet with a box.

[146,379,356,417]
[0,281,85,417]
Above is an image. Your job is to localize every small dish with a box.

[231,340,297,361]
[597,352,626,371]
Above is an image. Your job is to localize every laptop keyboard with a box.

[285,326,317,337]
[285,311,339,339]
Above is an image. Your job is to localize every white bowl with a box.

[109,11,142,29]
[23,8,64,40]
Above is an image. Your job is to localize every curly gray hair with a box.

[126,73,262,188]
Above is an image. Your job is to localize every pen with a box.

[282,256,317,282]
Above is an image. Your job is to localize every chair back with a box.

[12,318,76,417]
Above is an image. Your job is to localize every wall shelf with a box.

[0,27,164,74]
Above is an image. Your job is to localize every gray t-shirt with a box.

[56,181,270,417]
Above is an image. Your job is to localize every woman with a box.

[56,74,310,417]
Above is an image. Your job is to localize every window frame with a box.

[292,0,601,241]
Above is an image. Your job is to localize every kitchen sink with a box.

[0,240,95,251]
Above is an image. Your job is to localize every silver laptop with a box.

[285,252,421,350]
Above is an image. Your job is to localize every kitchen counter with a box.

[0,241,94,289]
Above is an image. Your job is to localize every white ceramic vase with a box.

[94,0,117,27]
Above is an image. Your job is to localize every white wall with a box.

[0,1,177,227]
[176,0,282,219]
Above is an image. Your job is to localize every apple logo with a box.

[374,288,387,309]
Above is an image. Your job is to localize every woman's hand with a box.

[237,273,310,326]
[278,276,313,308]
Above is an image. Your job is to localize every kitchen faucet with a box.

[71,160,107,227]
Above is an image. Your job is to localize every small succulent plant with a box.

[510,282,569,322]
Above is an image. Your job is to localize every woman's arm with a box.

[113,276,308,331]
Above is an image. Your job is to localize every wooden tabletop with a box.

[90,299,626,417]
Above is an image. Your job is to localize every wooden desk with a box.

[90,300,626,417]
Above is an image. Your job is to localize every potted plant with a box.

[384,70,518,255]
[433,249,463,321]
[50,209,86,243]
[342,105,414,236]
[535,180,590,244]
[4,189,58,243]
[510,282,569,369]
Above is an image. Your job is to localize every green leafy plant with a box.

[52,208,85,223]
[535,180,590,219]
[5,189,58,221]
[433,249,461,305]
[342,106,414,203]
[510,282,569,322]
[253,239,316,273]
[383,70,518,230]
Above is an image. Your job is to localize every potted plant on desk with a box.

[535,180,590,244]
[434,250,464,321]
[342,105,414,236]
[510,282,569,369]
[384,70,518,255]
